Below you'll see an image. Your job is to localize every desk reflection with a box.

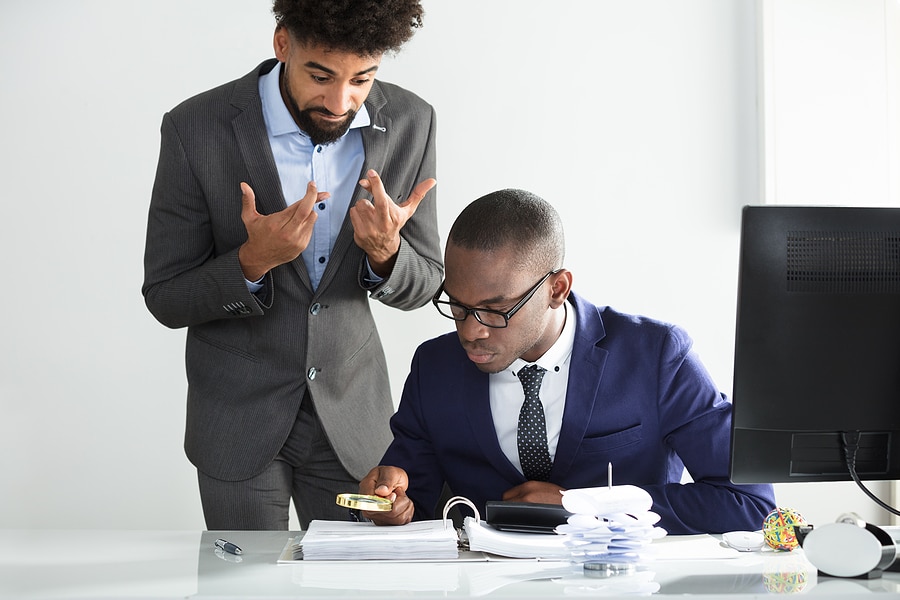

[191,531,900,599]
[7,530,900,598]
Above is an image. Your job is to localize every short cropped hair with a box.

[272,0,424,56]
[448,189,565,273]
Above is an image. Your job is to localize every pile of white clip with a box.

[557,468,667,565]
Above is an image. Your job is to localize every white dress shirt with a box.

[489,302,576,476]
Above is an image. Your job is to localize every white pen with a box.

[607,462,613,490]
[214,538,243,555]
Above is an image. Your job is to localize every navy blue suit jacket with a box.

[381,292,775,534]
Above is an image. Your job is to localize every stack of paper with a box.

[463,517,571,559]
[299,519,459,561]
[557,485,667,564]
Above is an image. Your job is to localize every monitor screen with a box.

[730,205,900,484]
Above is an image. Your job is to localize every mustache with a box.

[309,107,350,118]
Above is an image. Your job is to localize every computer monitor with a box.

[730,205,900,485]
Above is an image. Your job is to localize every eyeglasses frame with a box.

[431,269,562,329]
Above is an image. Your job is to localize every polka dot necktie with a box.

[516,364,552,481]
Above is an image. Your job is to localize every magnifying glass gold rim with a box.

[335,493,393,511]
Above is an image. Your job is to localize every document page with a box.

[464,518,571,560]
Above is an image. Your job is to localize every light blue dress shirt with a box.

[253,62,371,291]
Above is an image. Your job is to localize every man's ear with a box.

[548,270,573,308]
[273,26,290,62]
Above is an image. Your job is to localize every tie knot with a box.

[517,364,546,392]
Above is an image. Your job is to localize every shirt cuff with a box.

[362,256,385,288]
[245,277,264,294]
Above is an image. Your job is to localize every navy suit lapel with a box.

[549,295,608,481]
[230,60,314,292]
[453,295,609,485]
[460,362,527,482]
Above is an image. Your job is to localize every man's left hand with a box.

[502,481,567,505]
[349,169,436,277]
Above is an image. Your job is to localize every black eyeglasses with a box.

[432,270,561,329]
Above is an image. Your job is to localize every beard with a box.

[295,106,356,146]
[282,79,356,146]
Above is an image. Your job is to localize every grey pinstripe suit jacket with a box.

[142,59,442,482]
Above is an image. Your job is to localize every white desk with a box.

[1,529,898,598]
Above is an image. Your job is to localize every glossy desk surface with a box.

[1,529,899,598]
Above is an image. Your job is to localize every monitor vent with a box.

[786,231,900,293]
[789,432,891,476]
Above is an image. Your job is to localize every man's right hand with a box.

[358,465,415,526]
[237,181,329,282]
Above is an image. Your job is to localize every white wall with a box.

[0,0,894,531]
[761,0,900,206]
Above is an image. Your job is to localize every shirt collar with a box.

[260,61,371,139]
[509,301,576,376]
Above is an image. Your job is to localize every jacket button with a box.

[310,303,321,316]
[307,367,317,381]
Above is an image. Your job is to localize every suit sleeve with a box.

[379,345,447,520]
[644,326,776,534]
[142,112,268,329]
[362,106,443,309]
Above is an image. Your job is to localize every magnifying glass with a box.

[335,493,393,512]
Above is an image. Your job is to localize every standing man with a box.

[142,0,441,530]
[360,189,775,534]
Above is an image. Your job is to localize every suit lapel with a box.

[230,61,286,216]
[549,295,608,480]
[456,295,609,484]
[231,60,313,292]
[358,81,391,176]
[317,82,392,293]
[460,363,527,482]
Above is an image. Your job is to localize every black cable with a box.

[841,431,900,517]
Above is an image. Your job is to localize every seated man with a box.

[360,189,775,534]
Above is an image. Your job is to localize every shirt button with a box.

[318,203,326,210]
[318,256,326,264]
[316,146,323,153]
[310,303,321,316]
[307,367,317,381]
